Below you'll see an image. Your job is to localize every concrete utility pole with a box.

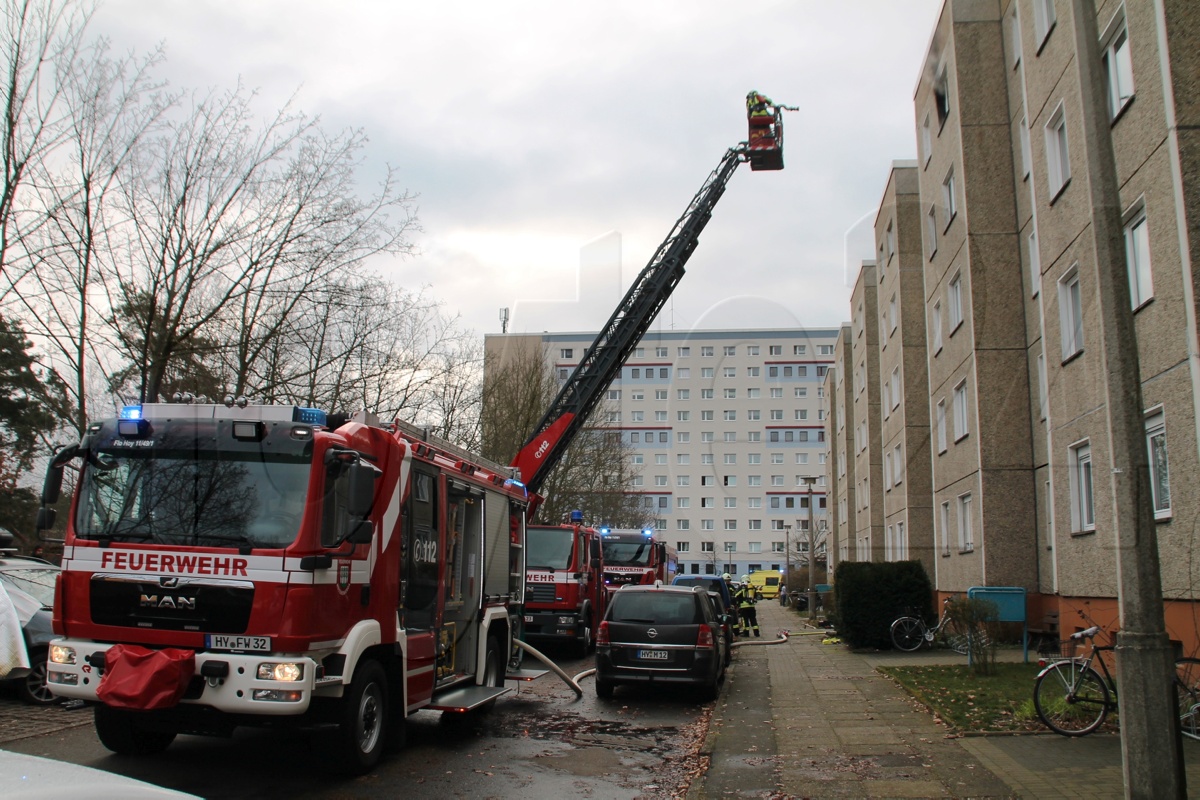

[1070,1,1184,796]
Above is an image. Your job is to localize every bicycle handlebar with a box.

[1071,625,1102,640]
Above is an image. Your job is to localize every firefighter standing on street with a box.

[736,575,760,637]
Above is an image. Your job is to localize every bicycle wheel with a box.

[941,617,969,655]
[1174,657,1200,741]
[890,617,925,652]
[1034,661,1110,736]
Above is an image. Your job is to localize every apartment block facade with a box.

[486,328,838,577]
[826,0,1200,652]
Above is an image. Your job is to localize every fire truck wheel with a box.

[94,705,177,756]
[477,638,502,714]
[333,659,389,774]
[574,605,593,658]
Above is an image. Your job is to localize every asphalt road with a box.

[0,646,712,799]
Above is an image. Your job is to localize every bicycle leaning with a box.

[1032,623,1200,738]
[890,597,972,654]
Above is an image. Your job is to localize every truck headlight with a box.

[49,644,76,665]
[256,662,303,682]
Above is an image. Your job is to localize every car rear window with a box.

[610,592,699,625]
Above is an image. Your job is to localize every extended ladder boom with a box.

[513,144,749,495]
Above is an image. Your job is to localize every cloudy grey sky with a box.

[94,0,941,337]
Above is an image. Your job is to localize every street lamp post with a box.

[784,524,792,606]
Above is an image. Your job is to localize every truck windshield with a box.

[526,527,575,569]
[602,540,652,566]
[74,422,313,549]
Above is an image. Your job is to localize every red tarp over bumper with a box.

[97,645,195,710]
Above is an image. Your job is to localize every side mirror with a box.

[346,461,377,518]
[36,507,57,532]
[589,537,601,566]
[42,444,79,505]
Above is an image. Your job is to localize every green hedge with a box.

[833,560,934,649]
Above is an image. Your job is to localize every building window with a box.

[1146,409,1171,519]
[677,432,690,444]
[678,346,690,357]
[934,66,950,128]
[748,475,762,486]
[1028,228,1041,297]
[893,444,902,485]
[957,493,974,552]
[942,167,957,226]
[1058,265,1084,360]
[746,366,760,378]
[794,345,806,355]
[677,497,690,508]
[949,273,963,331]
[1069,440,1095,532]
[1045,102,1071,199]
[925,205,938,259]
[747,345,759,356]
[1037,353,1048,421]
[1033,0,1056,49]
[701,539,714,551]
[953,380,969,441]
[701,497,714,508]
[769,345,781,356]
[1019,116,1031,179]
[889,295,898,333]
[724,453,736,465]
[932,301,943,353]
[702,368,714,378]
[560,348,573,359]
[655,347,668,358]
[921,114,932,165]
[1102,11,1134,119]
[723,367,736,378]
[723,346,736,356]
[883,451,892,489]
[891,367,901,410]
[724,410,736,421]
[1010,8,1022,67]
[701,346,713,357]
[940,501,951,555]
[937,399,947,453]
[1124,200,1153,309]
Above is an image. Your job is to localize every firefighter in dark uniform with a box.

[736,575,760,637]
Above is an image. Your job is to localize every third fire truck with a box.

[522,511,605,655]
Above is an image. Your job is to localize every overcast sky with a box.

[94,0,942,338]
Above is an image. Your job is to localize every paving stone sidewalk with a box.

[692,600,1200,799]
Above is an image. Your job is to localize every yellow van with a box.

[747,570,782,599]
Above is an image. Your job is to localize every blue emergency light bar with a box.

[119,405,143,420]
[570,510,583,523]
[293,407,326,425]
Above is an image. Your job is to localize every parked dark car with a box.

[671,574,734,616]
[595,583,727,700]
[706,591,735,665]
[0,538,59,705]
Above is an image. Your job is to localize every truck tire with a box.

[332,659,389,775]
[94,705,177,756]
[477,638,502,714]
[575,604,593,658]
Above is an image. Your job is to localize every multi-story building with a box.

[849,264,884,562]
[829,0,1200,652]
[486,328,838,577]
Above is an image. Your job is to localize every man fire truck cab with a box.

[36,401,541,774]
[522,510,605,656]
[599,528,677,597]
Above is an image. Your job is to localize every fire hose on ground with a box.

[514,639,584,697]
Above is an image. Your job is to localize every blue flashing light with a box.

[293,407,327,426]
[599,527,611,536]
[570,510,583,523]
[642,528,654,537]
[119,405,143,421]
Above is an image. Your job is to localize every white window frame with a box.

[1058,264,1084,360]
[926,205,938,259]
[937,399,947,453]
[953,380,969,442]
[893,444,903,486]
[1033,0,1056,50]
[957,492,974,552]
[932,301,943,353]
[1101,8,1134,120]
[921,114,932,165]
[948,273,964,331]
[1045,102,1071,200]
[1018,116,1031,179]
[1068,440,1095,533]
[1124,199,1153,309]
[1146,408,1171,520]
[1028,228,1041,297]
[942,167,957,227]
[940,500,951,555]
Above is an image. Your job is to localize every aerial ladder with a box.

[511,93,795,504]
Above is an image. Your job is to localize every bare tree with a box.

[0,0,94,286]
[104,83,418,404]
[4,37,171,433]
[480,341,647,526]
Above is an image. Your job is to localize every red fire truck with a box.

[36,404,537,774]
[599,527,678,596]
[522,511,605,656]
